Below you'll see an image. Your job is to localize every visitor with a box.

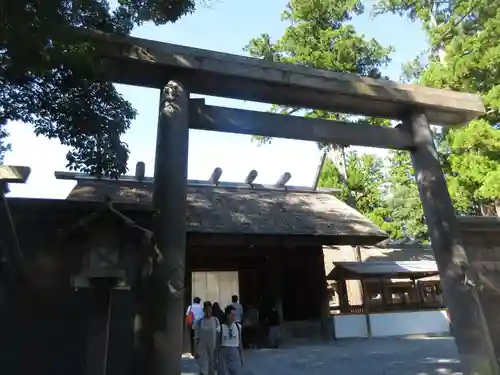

[212,302,225,323]
[194,301,220,375]
[266,307,281,348]
[230,295,244,323]
[242,305,260,349]
[217,305,243,375]
[186,297,204,355]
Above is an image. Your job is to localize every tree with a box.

[373,0,500,216]
[1,0,197,177]
[0,124,10,163]
[318,151,396,236]
[442,119,500,215]
[243,0,393,231]
[385,151,428,240]
[244,0,393,144]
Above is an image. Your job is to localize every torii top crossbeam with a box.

[92,31,484,125]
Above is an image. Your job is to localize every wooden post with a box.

[262,255,285,341]
[150,81,189,375]
[316,250,331,341]
[0,166,31,284]
[338,280,350,313]
[0,184,16,284]
[361,280,372,338]
[86,289,113,375]
[402,112,499,375]
[265,255,284,323]
[182,262,192,355]
[410,278,420,308]
[379,280,388,310]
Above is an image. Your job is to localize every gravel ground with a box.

[182,335,462,375]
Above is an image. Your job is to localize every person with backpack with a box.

[194,301,220,375]
[217,305,243,375]
[186,297,203,355]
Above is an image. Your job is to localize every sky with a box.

[4,0,428,199]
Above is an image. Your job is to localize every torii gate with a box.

[89,31,496,375]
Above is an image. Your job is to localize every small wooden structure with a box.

[324,243,449,339]
[327,260,447,339]
[60,200,156,375]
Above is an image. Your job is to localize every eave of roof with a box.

[326,260,439,280]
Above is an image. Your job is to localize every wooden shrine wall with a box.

[460,217,500,362]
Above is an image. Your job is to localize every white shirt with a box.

[231,302,243,323]
[217,322,241,347]
[186,303,204,329]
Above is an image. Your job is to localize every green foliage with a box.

[1,0,196,177]
[244,0,393,146]
[374,0,500,217]
[400,53,427,83]
[245,0,436,240]
[442,120,500,211]
[0,125,10,163]
[385,151,428,240]
[318,151,398,237]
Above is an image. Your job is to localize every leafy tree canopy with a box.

[385,150,428,240]
[441,119,500,215]
[374,0,500,217]
[245,0,408,238]
[318,151,398,237]
[244,0,393,147]
[1,0,196,176]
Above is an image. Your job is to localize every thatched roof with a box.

[66,180,387,244]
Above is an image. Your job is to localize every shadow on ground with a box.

[183,335,462,375]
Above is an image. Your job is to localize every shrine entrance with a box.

[191,271,239,308]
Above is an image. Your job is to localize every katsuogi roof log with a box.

[89,31,484,125]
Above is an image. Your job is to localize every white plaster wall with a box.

[192,271,239,307]
[334,315,368,339]
[333,310,450,339]
[370,310,450,337]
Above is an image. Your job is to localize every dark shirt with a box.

[213,309,225,324]
[245,306,259,327]
[267,309,280,326]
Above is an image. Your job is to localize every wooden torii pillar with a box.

[148,81,190,375]
[401,114,499,375]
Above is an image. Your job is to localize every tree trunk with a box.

[326,144,363,309]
